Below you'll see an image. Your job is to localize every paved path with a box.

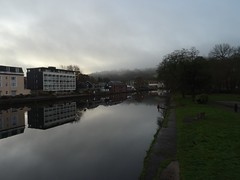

[144,103,179,180]
[214,101,240,113]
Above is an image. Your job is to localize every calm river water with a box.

[0,92,166,180]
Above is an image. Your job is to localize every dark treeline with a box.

[157,43,240,98]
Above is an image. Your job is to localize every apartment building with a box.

[0,65,30,96]
[27,66,76,93]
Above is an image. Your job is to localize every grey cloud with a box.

[1,0,240,73]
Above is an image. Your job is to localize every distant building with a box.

[27,66,76,94]
[107,81,127,93]
[0,65,30,96]
[94,82,109,92]
[148,81,165,89]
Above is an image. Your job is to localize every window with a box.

[16,68,19,73]
[11,91,16,96]
[0,118,2,129]
[11,77,17,87]
[0,76,1,87]
[11,115,17,126]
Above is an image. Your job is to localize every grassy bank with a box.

[175,94,240,179]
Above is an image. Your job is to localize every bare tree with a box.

[209,43,234,60]
[233,46,240,57]
[60,65,82,76]
[61,65,81,72]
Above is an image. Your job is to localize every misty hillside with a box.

[90,68,157,82]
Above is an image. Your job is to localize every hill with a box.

[90,68,157,82]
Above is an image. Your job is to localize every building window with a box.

[16,68,19,73]
[6,67,10,72]
[0,118,2,129]
[11,115,17,126]
[11,91,16,96]
[0,76,1,87]
[11,77,17,87]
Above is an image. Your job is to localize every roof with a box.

[108,81,125,85]
[27,67,75,74]
[0,65,24,74]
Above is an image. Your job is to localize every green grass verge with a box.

[153,158,173,180]
[175,94,240,180]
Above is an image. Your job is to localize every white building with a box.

[27,67,76,93]
[0,65,30,96]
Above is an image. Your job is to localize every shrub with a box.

[196,94,208,104]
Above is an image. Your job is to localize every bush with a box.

[196,94,208,104]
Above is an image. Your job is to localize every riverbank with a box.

[0,93,89,105]
[139,95,178,180]
[140,93,240,180]
[0,91,135,106]
[0,89,168,107]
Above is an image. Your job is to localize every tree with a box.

[209,43,234,60]
[157,47,210,98]
[134,77,148,90]
[206,44,240,92]
[60,65,82,76]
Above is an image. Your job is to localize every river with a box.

[0,92,166,180]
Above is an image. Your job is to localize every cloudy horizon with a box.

[1,0,240,74]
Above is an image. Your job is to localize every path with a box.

[144,102,179,180]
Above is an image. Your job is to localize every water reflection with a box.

[0,92,166,180]
[28,102,78,130]
[86,93,128,109]
[0,107,27,139]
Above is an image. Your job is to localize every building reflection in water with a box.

[28,102,77,130]
[0,107,27,139]
[27,94,128,130]
[103,93,128,105]
[87,93,128,108]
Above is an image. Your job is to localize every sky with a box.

[0,0,240,74]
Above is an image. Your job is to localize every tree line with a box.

[157,43,240,98]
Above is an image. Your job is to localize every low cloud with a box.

[1,0,240,73]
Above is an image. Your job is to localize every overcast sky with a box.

[0,0,240,74]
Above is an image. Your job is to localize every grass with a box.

[175,94,240,179]
[153,158,173,180]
